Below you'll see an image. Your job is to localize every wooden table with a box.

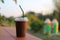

[0,27,41,40]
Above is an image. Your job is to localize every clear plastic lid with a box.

[15,17,28,21]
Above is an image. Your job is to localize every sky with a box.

[0,0,55,17]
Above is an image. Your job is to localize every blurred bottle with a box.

[52,18,59,34]
[44,18,51,35]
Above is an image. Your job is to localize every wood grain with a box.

[0,27,41,40]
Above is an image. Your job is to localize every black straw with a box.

[19,5,24,18]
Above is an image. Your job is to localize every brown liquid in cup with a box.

[15,21,27,37]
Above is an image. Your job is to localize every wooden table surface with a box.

[0,27,42,40]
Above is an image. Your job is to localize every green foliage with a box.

[7,16,15,26]
[25,10,60,32]
[0,14,6,26]
[0,14,15,26]
[0,0,4,3]
[25,11,44,32]
[30,20,44,32]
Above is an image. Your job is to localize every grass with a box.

[27,29,60,40]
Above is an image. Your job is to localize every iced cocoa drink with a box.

[15,17,28,37]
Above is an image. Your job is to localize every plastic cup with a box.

[15,17,28,37]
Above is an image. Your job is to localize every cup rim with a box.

[15,17,28,21]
